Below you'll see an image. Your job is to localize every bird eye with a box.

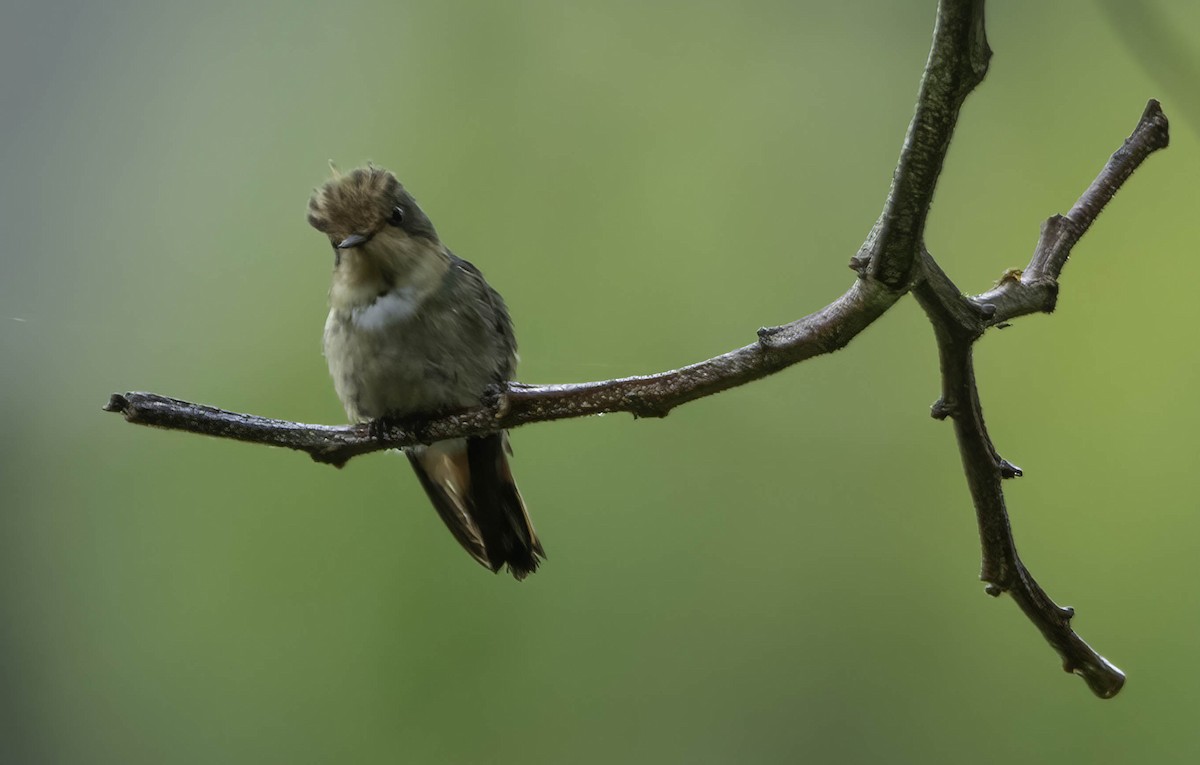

[388,206,405,226]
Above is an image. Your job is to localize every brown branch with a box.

[864,0,990,288]
[106,278,898,467]
[102,1,1170,698]
[973,100,1170,324]
[913,99,1170,699]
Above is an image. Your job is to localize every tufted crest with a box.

[307,164,405,239]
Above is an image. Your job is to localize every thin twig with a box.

[974,100,1170,324]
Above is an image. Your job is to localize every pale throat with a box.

[328,237,450,329]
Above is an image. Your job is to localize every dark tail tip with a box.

[505,542,546,581]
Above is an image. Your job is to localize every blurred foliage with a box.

[2,1,1199,763]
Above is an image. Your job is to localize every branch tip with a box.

[1139,98,1169,149]
[930,398,954,420]
[757,325,783,345]
[1072,656,1126,700]
[848,254,870,277]
[998,459,1023,479]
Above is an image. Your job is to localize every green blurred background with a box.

[2,0,1198,762]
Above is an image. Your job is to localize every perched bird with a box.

[307,164,544,579]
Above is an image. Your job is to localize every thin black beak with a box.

[337,233,371,249]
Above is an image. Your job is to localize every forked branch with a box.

[912,99,1167,699]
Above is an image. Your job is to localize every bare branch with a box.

[974,100,1170,324]
[963,338,1120,696]
[912,99,1169,699]
[915,274,1126,698]
[862,0,991,288]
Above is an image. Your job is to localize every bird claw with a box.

[368,412,432,444]
[481,383,511,417]
[367,415,394,441]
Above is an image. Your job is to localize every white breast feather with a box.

[351,287,422,331]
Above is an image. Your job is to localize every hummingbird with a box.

[307,164,544,579]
